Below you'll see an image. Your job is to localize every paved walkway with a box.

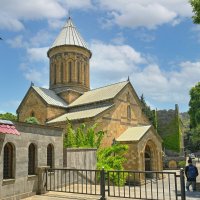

[24,159,200,200]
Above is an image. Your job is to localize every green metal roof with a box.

[47,104,113,123]
[69,81,129,107]
[116,125,151,142]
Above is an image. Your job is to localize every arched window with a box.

[83,64,86,84]
[47,144,54,168]
[68,61,72,82]
[61,62,63,83]
[28,143,36,175]
[77,61,80,83]
[3,143,14,179]
[127,105,131,120]
[54,64,57,84]
[31,111,35,117]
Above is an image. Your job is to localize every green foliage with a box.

[97,144,128,185]
[64,121,76,147]
[25,117,40,124]
[188,125,200,151]
[180,112,190,129]
[157,110,181,152]
[0,112,17,121]
[189,82,200,128]
[186,82,200,151]
[178,161,186,168]
[63,120,104,148]
[190,0,200,24]
[163,125,180,152]
[140,94,157,129]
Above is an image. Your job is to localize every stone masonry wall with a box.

[94,84,150,147]
[63,148,97,170]
[0,122,63,200]
[18,89,47,124]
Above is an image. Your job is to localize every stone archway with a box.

[143,140,158,172]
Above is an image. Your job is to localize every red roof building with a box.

[0,120,20,136]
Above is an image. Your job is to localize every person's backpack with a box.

[188,165,197,179]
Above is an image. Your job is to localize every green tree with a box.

[97,144,128,185]
[63,120,104,148]
[97,144,128,170]
[190,0,200,24]
[140,94,157,129]
[188,82,200,128]
[25,116,40,124]
[190,125,200,150]
[64,120,76,147]
[0,112,17,121]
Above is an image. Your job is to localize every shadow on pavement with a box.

[185,191,200,198]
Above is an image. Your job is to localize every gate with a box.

[45,168,102,196]
[45,168,185,200]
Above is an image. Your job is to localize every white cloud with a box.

[98,0,192,29]
[29,30,54,47]
[0,12,24,31]
[131,61,200,106]
[60,0,93,9]
[24,68,48,84]
[0,0,93,31]
[6,35,28,48]
[27,47,49,62]
[48,19,65,29]
[90,40,146,73]
[111,33,126,45]
[0,0,66,31]
[89,41,200,111]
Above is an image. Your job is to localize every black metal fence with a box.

[45,168,185,200]
[46,168,102,195]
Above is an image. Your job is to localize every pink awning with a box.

[0,120,20,136]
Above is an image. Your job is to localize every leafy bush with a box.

[63,120,104,148]
[64,120,129,185]
[25,117,40,124]
[97,144,128,185]
[178,161,186,168]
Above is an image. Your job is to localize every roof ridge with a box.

[32,86,68,107]
[89,80,129,92]
[32,85,48,89]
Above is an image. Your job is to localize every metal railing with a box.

[45,168,185,200]
[107,169,185,200]
[46,168,102,196]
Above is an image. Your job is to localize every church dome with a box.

[48,17,91,55]
[47,17,92,101]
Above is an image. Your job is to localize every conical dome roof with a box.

[50,17,89,50]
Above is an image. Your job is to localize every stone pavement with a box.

[24,160,200,200]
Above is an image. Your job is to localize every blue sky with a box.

[0,0,200,114]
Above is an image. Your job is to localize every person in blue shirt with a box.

[185,159,199,191]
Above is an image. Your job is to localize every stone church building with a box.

[17,17,163,172]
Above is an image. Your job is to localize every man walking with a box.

[185,159,199,191]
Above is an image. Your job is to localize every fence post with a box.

[180,168,186,200]
[37,166,50,195]
[100,168,106,200]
